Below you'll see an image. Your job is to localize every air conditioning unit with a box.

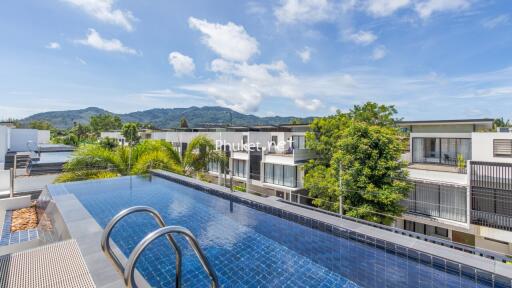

[497,127,510,133]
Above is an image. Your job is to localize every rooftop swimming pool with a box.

[50,176,510,287]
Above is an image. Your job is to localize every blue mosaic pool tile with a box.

[50,175,512,288]
[0,210,39,246]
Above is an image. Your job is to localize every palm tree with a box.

[55,136,228,183]
[55,140,184,183]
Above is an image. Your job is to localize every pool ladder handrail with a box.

[100,206,219,288]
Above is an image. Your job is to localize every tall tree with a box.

[494,117,511,129]
[90,114,122,135]
[304,102,411,225]
[121,122,140,146]
[179,117,189,128]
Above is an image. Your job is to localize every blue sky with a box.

[0,0,511,120]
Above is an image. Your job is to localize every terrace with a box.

[0,169,511,287]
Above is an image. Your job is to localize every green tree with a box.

[99,137,119,150]
[304,102,410,225]
[69,123,93,143]
[28,120,54,131]
[121,122,140,146]
[494,117,511,129]
[55,135,227,183]
[289,118,303,125]
[179,117,189,128]
[90,114,122,135]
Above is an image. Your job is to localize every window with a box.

[291,135,306,149]
[264,163,297,188]
[233,159,246,178]
[412,137,471,165]
[271,135,278,146]
[208,161,219,172]
[493,139,512,157]
[403,220,448,239]
[242,135,248,145]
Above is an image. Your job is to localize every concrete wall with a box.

[472,132,512,163]
[37,130,51,144]
[8,129,39,152]
[0,126,8,169]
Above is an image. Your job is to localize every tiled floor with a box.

[0,210,39,246]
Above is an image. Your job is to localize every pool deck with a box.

[151,169,512,282]
[41,185,151,288]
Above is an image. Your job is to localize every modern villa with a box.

[0,120,511,287]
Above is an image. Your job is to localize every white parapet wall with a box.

[472,132,512,163]
[0,126,8,169]
[0,195,31,211]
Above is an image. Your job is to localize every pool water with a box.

[54,176,498,287]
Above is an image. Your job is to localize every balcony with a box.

[471,210,512,231]
[264,148,315,165]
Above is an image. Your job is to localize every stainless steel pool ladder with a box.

[100,206,219,288]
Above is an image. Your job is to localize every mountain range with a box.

[20,106,314,129]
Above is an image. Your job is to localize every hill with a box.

[20,106,314,129]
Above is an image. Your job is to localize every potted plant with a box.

[456,154,466,173]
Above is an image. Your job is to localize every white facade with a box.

[471,132,512,163]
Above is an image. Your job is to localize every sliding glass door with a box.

[412,137,471,165]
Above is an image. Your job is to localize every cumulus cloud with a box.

[45,42,61,49]
[297,47,312,63]
[274,0,335,24]
[188,17,259,62]
[365,0,410,17]
[344,30,377,45]
[62,0,136,31]
[75,29,137,54]
[181,58,324,113]
[168,52,195,76]
[415,0,471,19]
[372,45,387,60]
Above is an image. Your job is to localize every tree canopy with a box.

[121,122,140,146]
[179,117,189,128]
[90,114,122,134]
[304,102,410,224]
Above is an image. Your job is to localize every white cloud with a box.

[457,86,512,99]
[168,52,195,76]
[294,98,322,110]
[246,2,267,15]
[415,0,471,19]
[274,0,335,24]
[46,42,61,49]
[372,45,387,60]
[188,17,259,62]
[62,0,135,31]
[182,58,324,113]
[365,0,410,17]
[482,14,510,29]
[75,28,137,54]
[344,30,377,45]
[297,47,312,63]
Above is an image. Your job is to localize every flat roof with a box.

[397,118,494,125]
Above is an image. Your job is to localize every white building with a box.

[0,124,51,169]
[398,119,512,255]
